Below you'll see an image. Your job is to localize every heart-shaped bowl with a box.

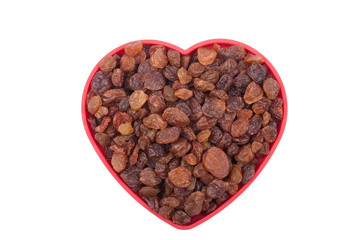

[81,39,287,230]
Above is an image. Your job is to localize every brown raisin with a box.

[203,147,230,179]
[163,85,178,102]
[162,107,190,127]
[235,144,254,163]
[140,167,162,186]
[167,49,181,67]
[155,127,182,144]
[139,186,161,197]
[209,89,229,101]
[181,55,191,69]
[244,81,264,104]
[168,166,192,188]
[182,153,197,166]
[216,74,234,91]
[200,70,220,84]
[197,47,217,65]
[188,62,205,77]
[242,164,255,184]
[143,70,166,91]
[143,113,167,129]
[270,98,283,120]
[120,55,135,72]
[87,95,102,114]
[262,125,278,143]
[177,67,192,84]
[202,97,226,119]
[94,133,111,147]
[184,191,205,217]
[162,65,179,82]
[111,153,128,173]
[174,88,193,100]
[172,210,191,225]
[150,48,168,68]
[247,62,267,84]
[226,96,244,113]
[91,71,112,93]
[170,138,192,157]
[99,55,116,72]
[244,53,264,63]
[129,90,148,110]
[218,58,240,77]
[148,94,166,114]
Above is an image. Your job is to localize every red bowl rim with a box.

[81,39,288,230]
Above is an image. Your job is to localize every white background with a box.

[1,0,358,239]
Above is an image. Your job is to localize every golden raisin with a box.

[129,90,148,110]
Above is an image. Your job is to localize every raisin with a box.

[139,186,161,197]
[270,98,283,120]
[262,125,278,143]
[182,153,197,166]
[143,114,167,129]
[95,116,111,133]
[218,113,232,133]
[216,74,234,91]
[94,133,111,147]
[91,71,112,93]
[188,98,203,121]
[251,141,263,153]
[197,129,211,143]
[263,78,280,99]
[175,101,191,116]
[129,90,148,110]
[168,166,192,188]
[128,73,144,91]
[197,47,217,65]
[192,88,205,105]
[170,138,192,157]
[193,163,207,178]
[233,74,251,93]
[146,143,165,159]
[209,89,229,101]
[252,99,269,114]
[120,55,135,72]
[88,116,97,131]
[226,96,244,113]
[163,85,178,102]
[248,114,262,135]
[162,107,190,127]
[200,70,220,84]
[233,134,250,145]
[202,97,226,119]
[174,89,193,100]
[262,112,271,126]
[160,197,180,208]
[94,106,109,119]
[203,147,230,179]
[235,144,254,163]
[99,55,116,72]
[196,116,217,130]
[148,94,166,114]
[257,141,270,156]
[155,127,182,144]
[138,59,156,74]
[209,126,223,145]
[217,45,246,61]
[172,211,191,225]
[134,50,147,64]
[247,62,267,84]
[244,53,264,63]
[218,58,240,77]
[87,95,102,114]
[184,191,205,217]
[191,140,203,161]
[188,62,205,77]
[206,179,229,199]
[143,70,166,91]
[140,167,162,186]
[124,41,143,57]
[162,65,179,82]
[181,127,196,141]
[159,206,175,219]
[244,81,264,104]
[167,49,181,67]
[177,67,192,84]
[217,132,233,149]
[242,164,255,184]
[120,166,142,191]
[193,78,215,92]
[111,153,128,173]
[150,48,168,68]
[227,143,240,157]
[143,196,160,212]
[231,117,249,137]
[229,165,242,184]
[181,55,191,69]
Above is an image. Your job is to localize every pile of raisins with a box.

[87,41,283,225]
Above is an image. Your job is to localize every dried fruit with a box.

[111,153,128,173]
[184,191,205,217]
[202,97,226,118]
[148,94,165,114]
[262,125,278,143]
[170,138,192,157]
[235,144,254,163]
[168,166,192,187]
[150,48,168,68]
[203,147,230,179]
[231,117,249,137]
[167,49,181,67]
[182,153,197,166]
[270,98,283,120]
[177,67,192,84]
[244,81,264,104]
[162,107,190,127]
[197,47,217,65]
[143,114,167,129]
[129,90,148,110]
[218,58,240,77]
[143,70,166,90]
[99,55,116,72]
[193,78,216,92]
[120,55,135,72]
[188,62,205,77]
[200,70,220,84]
[244,53,264,63]
[174,88,193,100]
[242,164,255,184]
[162,65,179,82]
[197,129,211,143]
[229,165,242,184]
[140,167,162,186]
[88,95,102,114]
[125,41,143,57]
[155,127,182,144]
[216,74,234,91]
[247,62,267,84]
[91,71,112,93]
[159,206,175,219]
[172,210,191,225]
[263,78,280,100]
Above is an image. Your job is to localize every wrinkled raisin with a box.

[203,147,230,179]
[100,55,116,72]
[162,107,190,127]
[155,127,182,144]
[188,62,205,77]
[247,62,267,84]
[244,81,264,104]
[168,166,192,188]
[143,70,166,91]
[197,47,217,65]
